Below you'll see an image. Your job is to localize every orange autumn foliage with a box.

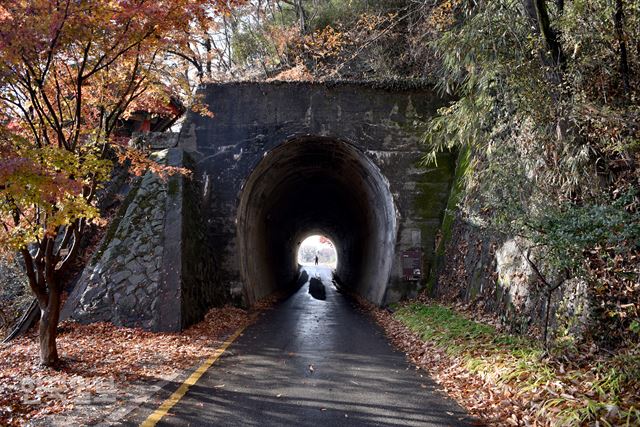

[0,0,242,366]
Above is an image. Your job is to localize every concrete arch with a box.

[237,136,397,305]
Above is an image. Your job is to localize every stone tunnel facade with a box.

[182,81,455,308]
[65,81,456,331]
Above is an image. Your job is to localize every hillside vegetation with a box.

[226,0,639,349]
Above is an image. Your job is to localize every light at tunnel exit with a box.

[297,235,337,269]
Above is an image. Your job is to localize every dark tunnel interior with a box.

[237,137,397,305]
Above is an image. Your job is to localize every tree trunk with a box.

[38,288,61,366]
[615,0,631,95]
[524,0,566,70]
[295,0,307,34]
[22,230,77,366]
[205,37,212,78]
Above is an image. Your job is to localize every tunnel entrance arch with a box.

[177,81,456,319]
[237,136,397,305]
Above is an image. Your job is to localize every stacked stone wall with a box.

[63,144,225,332]
[66,151,170,329]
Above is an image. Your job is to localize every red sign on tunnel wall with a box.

[402,249,422,281]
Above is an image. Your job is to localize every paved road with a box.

[132,266,473,426]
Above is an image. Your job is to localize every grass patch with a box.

[393,302,640,426]
[395,303,537,357]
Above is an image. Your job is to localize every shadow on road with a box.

[289,269,309,294]
[123,264,475,427]
[308,277,326,300]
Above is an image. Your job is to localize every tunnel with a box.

[237,136,397,306]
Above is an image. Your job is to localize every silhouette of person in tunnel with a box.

[314,255,319,265]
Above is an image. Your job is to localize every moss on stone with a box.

[439,147,470,252]
[414,186,451,219]
[420,166,457,183]
[425,146,471,290]
[93,179,142,265]
[167,177,180,197]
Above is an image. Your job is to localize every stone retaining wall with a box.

[65,150,170,329]
[434,213,591,340]
[63,146,215,332]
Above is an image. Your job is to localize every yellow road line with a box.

[140,322,250,427]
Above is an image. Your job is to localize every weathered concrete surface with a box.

[180,81,455,307]
[125,266,473,426]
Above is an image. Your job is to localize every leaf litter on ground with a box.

[359,296,640,426]
[0,301,275,426]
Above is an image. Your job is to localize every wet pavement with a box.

[129,266,473,426]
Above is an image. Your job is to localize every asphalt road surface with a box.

[132,266,473,426]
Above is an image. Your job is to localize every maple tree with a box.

[0,0,240,366]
